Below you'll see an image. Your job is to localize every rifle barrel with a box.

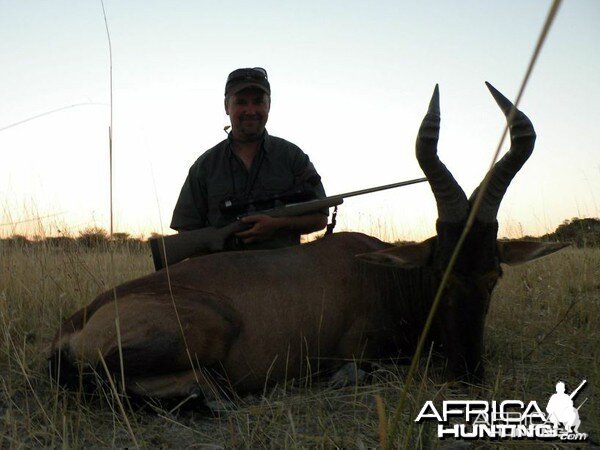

[569,379,587,399]
[331,177,428,201]
[244,177,428,219]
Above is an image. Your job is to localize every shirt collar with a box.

[226,130,270,156]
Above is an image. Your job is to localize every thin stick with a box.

[524,298,579,359]
[389,0,563,440]
[375,394,387,450]
[0,212,67,227]
[100,0,114,237]
[114,309,127,394]
[97,351,139,449]
[109,125,113,237]
[0,103,107,133]
[149,165,201,385]
[100,0,127,398]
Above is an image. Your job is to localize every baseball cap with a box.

[225,67,271,96]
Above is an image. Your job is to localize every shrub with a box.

[77,227,109,248]
[548,218,600,247]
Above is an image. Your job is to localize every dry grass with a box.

[0,241,598,448]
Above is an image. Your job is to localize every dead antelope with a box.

[49,83,567,400]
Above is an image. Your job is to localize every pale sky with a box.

[1,0,598,241]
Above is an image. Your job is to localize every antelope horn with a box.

[471,82,536,222]
[416,84,468,223]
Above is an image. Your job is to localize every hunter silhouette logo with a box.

[546,380,586,434]
[415,379,589,441]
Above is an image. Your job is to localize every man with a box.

[546,381,581,433]
[171,67,328,251]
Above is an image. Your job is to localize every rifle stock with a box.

[150,221,247,271]
[149,176,427,271]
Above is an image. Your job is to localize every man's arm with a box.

[235,213,327,244]
[290,157,330,228]
[171,164,208,231]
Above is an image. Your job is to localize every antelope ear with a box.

[497,240,570,266]
[356,238,435,268]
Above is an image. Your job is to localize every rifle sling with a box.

[325,205,338,235]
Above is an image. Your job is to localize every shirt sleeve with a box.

[170,164,208,231]
[290,147,328,216]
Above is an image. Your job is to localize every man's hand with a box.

[235,213,328,244]
[235,215,282,244]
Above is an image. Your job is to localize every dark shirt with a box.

[171,131,327,250]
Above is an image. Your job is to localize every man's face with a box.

[225,88,270,142]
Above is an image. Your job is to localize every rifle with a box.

[150,177,427,271]
[569,379,587,400]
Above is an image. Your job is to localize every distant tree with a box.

[552,217,600,247]
[6,235,31,248]
[110,232,147,251]
[45,236,77,249]
[126,236,147,252]
[77,227,109,248]
[393,239,417,246]
[111,232,130,241]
